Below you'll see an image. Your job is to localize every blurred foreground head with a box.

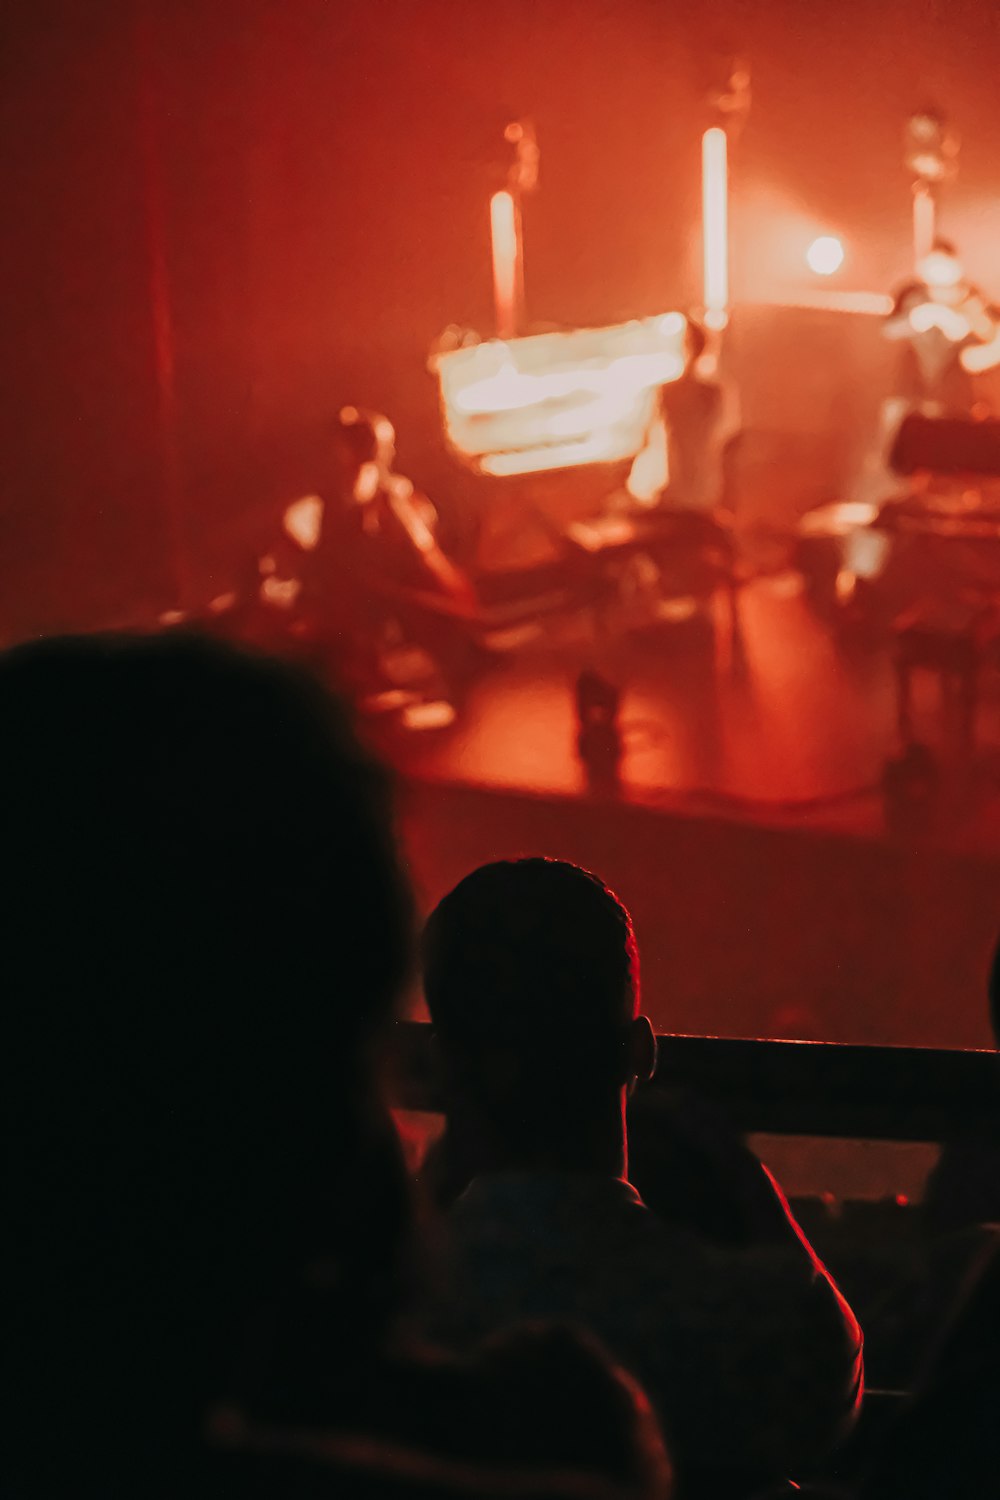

[3,632,413,1484]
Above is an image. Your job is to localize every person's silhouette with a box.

[4,632,415,1493]
[419,858,863,1492]
[5,635,672,1500]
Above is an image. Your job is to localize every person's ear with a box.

[626,1014,657,1091]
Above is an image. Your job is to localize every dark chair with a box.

[892,598,1000,755]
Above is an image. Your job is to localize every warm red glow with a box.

[433,315,686,477]
[908,302,970,340]
[702,128,729,326]
[490,190,519,341]
[961,332,1000,373]
[917,247,964,290]
[798,502,879,537]
[401,699,457,731]
[806,236,845,276]
[260,575,301,608]
[283,494,323,550]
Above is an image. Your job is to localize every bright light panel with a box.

[432,315,687,477]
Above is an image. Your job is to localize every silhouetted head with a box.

[918,238,964,291]
[332,406,396,500]
[4,632,413,1485]
[422,859,655,1174]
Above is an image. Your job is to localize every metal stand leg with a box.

[959,666,977,762]
[896,654,914,744]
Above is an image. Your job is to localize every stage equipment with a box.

[489,120,538,339]
[889,414,1000,478]
[699,57,747,333]
[702,126,729,331]
[490,191,519,341]
[575,667,623,792]
[431,315,687,478]
[903,110,959,267]
[882,741,941,837]
[892,599,1000,761]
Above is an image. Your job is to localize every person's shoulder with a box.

[614,1208,836,1324]
[591,1192,723,1284]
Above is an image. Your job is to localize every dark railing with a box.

[391,1021,1000,1142]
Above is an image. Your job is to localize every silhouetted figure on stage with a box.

[659,319,740,515]
[851,241,999,510]
[883,240,997,419]
[291,406,477,691]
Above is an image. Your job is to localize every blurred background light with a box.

[806,235,846,275]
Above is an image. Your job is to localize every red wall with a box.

[3,0,999,636]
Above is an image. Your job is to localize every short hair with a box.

[423,858,640,1123]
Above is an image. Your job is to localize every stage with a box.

[393,574,1000,1056]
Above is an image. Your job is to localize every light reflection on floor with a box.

[395,577,987,837]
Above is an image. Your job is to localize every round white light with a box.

[806,236,845,276]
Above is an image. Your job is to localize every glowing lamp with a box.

[432,315,687,478]
[701,128,729,327]
[806,236,845,276]
[490,190,519,340]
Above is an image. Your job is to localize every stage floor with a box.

[394,574,1000,846]
[390,576,1000,1060]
